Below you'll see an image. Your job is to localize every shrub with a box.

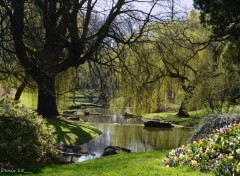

[190,113,240,141]
[0,97,59,167]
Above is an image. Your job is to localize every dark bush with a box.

[0,97,59,167]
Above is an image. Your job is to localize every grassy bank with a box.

[142,110,208,127]
[13,151,213,176]
[45,116,101,145]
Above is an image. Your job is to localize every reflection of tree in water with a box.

[138,127,193,150]
[81,123,193,156]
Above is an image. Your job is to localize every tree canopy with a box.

[0,0,160,116]
[193,0,240,40]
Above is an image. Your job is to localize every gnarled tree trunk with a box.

[176,101,189,117]
[36,75,59,117]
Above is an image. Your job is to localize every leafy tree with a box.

[110,11,217,115]
[0,6,36,101]
[0,0,159,116]
[193,0,240,112]
[193,0,240,40]
[152,11,221,116]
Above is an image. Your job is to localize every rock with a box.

[84,111,90,115]
[60,151,82,157]
[122,112,135,117]
[58,144,82,153]
[144,120,174,128]
[62,110,76,114]
[62,113,85,121]
[101,146,131,157]
[68,116,80,121]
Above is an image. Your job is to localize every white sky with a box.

[180,0,193,9]
[134,0,194,15]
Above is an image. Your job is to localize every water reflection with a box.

[80,123,193,159]
[80,114,143,125]
[19,91,194,162]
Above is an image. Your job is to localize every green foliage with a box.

[194,0,240,39]
[193,0,240,103]
[110,11,225,115]
[223,40,240,69]
[190,70,240,113]
[162,123,240,175]
[0,97,58,167]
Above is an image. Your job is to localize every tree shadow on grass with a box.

[45,117,99,145]
[8,118,101,175]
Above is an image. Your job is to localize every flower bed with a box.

[162,123,240,175]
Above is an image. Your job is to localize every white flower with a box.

[236,149,240,155]
[179,154,184,159]
[190,160,198,167]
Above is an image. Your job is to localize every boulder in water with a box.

[144,120,174,128]
[101,146,131,157]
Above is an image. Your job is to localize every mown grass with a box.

[142,110,209,127]
[12,151,213,176]
[44,116,101,145]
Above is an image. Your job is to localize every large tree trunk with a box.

[37,75,59,117]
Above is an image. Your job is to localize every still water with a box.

[78,112,193,161]
[20,92,194,162]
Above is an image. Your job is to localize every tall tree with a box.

[193,0,240,40]
[193,0,240,67]
[0,0,159,116]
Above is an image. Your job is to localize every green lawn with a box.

[45,116,101,145]
[142,110,208,127]
[13,151,213,176]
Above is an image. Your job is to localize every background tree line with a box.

[0,0,240,117]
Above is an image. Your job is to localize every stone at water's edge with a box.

[144,120,174,128]
[101,146,131,157]
[56,144,96,163]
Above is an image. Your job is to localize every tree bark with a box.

[37,75,59,117]
[176,101,189,117]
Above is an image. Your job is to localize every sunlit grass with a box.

[19,91,38,109]
[12,151,213,176]
[142,109,209,127]
[45,116,101,145]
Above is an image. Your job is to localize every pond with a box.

[19,92,194,162]
[77,110,194,162]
